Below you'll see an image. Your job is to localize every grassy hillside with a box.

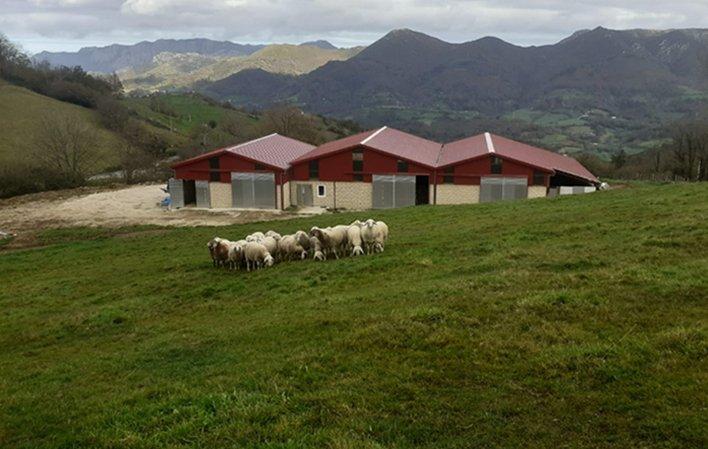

[0,81,125,170]
[122,45,363,92]
[0,183,706,448]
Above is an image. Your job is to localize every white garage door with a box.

[372,175,416,209]
[231,172,276,209]
[480,177,528,202]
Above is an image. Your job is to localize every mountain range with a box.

[201,27,708,157]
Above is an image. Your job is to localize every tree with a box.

[611,149,627,169]
[671,123,708,181]
[259,104,319,143]
[33,115,99,185]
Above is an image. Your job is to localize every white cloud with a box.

[2,0,707,53]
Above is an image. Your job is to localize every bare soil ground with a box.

[0,184,297,249]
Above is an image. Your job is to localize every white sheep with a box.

[226,240,246,270]
[363,219,389,253]
[243,242,275,271]
[278,234,307,261]
[245,231,265,242]
[309,235,326,261]
[346,224,365,256]
[265,230,282,241]
[260,236,278,258]
[310,226,348,259]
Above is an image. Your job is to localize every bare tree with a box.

[671,124,708,181]
[259,104,319,143]
[33,115,99,185]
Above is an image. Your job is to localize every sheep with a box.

[226,241,245,270]
[346,224,365,256]
[309,235,326,261]
[362,219,389,253]
[208,237,233,267]
[245,232,265,242]
[260,236,278,258]
[277,234,307,261]
[242,242,274,271]
[310,226,348,259]
[207,237,223,266]
[265,230,282,241]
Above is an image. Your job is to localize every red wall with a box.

[437,155,550,186]
[290,145,436,182]
[174,153,286,185]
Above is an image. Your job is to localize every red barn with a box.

[170,133,314,209]
[170,127,598,210]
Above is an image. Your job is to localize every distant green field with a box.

[0,82,124,170]
[1,183,706,448]
[123,94,258,136]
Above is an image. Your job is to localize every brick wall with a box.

[527,186,548,199]
[435,184,480,205]
[282,182,291,209]
[209,182,232,208]
[335,182,372,210]
[290,181,335,208]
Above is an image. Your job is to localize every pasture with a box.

[0,182,706,448]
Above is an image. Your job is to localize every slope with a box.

[121,44,363,92]
[0,182,706,448]
[0,81,125,170]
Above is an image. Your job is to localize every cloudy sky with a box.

[4,0,708,54]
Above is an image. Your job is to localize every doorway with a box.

[415,176,429,205]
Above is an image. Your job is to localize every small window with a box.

[352,149,364,180]
[533,171,545,186]
[209,157,220,182]
[443,166,454,184]
[397,160,408,173]
[255,163,266,171]
[491,156,502,174]
[309,160,319,180]
[317,185,326,197]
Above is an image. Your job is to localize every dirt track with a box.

[0,184,294,232]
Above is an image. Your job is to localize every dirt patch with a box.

[0,184,302,250]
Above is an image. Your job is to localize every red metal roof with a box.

[441,132,598,183]
[172,133,315,170]
[292,126,442,167]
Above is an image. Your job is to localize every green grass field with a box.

[0,183,706,448]
[0,81,125,170]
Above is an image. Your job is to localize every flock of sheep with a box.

[207,219,390,271]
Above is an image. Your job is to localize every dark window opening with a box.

[309,160,319,180]
[397,160,408,173]
[352,150,363,181]
[209,157,220,182]
[255,163,266,171]
[533,171,545,186]
[443,166,454,184]
[317,185,326,197]
[491,156,502,174]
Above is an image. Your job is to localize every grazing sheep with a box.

[260,236,278,258]
[309,236,326,261]
[360,222,376,254]
[243,242,275,271]
[245,232,265,242]
[278,234,307,261]
[346,224,365,256]
[310,226,348,259]
[294,230,311,251]
[265,230,282,241]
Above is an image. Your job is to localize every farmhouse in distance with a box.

[170,127,599,210]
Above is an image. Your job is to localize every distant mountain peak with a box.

[300,40,338,50]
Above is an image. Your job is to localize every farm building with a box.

[171,126,598,210]
[170,133,314,209]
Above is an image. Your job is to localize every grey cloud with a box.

[2,0,707,53]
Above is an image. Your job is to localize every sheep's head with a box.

[313,250,325,261]
[364,219,376,229]
[265,230,281,241]
[264,255,275,267]
[352,245,364,256]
